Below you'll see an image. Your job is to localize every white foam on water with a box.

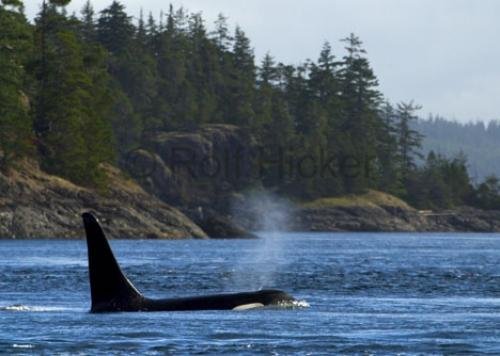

[0,304,74,312]
[277,299,310,309]
[12,344,34,349]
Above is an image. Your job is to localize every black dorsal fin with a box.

[82,212,143,312]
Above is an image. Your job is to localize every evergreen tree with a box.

[96,1,134,55]
[146,11,157,50]
[308,42,345,196]
[473,175,500,210]
[79,0,95,42]
[376,102,404,195]
[259,53,277,85]
[37,30,94,183]
[211,13,232,51]
[153,4,188,129]
[404,150,473,209]
[186,12,218,125]
[81,41,116,184]
[395,101,423,176]
[137,8,146,45]
[0,0,33,169]
[97,1,157,148]
[227,26,255,126]
[444,152,472,205]
[254,53,276,133]
[257,54,295,163]
[337,33,382,193]
[33,1,114,186]
[5,3,490,207]
[309,42,339,107]
[173,7,189,33]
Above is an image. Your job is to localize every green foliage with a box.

[37,31,89,181]
[228,26,255,126]
[405,152,473,209]
[336,34,383,193]
[49,0,71,6]
[1,0,23,7]
[416,117,500,182]
[97,1,134,55]
[4,0,500,209]
[395,101,424,176]
[471,176,500,210]
[95,1,158,151]
[79,0,96,42]
[374,102,405,196]
[33,3,114,187]
[0,4,33,170]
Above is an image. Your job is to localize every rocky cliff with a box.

[125,124,258,238]
[0,161,207,239]
[131,124,255,210]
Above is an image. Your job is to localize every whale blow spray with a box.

[231,191,292,290]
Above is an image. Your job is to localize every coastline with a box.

[292,205,500,233]
[1,161,500,239]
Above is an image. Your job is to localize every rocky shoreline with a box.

[0,161,206,239]
[292,205,500,232]
[1,160,500,239]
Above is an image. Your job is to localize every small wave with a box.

[12,344,34,349]
[277,299,310,308]
[0,304,71,312]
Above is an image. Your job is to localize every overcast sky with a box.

[25,0,500,123]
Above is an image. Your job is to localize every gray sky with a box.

[25,0,500,123]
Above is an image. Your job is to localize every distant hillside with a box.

[414,118,500,182]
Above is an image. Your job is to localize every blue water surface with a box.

[2,232,500,354]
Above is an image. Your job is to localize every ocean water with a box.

[2,233,500,354]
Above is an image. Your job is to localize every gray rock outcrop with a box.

[0,161,207,239]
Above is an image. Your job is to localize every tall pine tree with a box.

[337,33,382,193]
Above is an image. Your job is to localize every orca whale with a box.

[82,212,295,312]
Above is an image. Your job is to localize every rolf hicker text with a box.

[125,145,375,182]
